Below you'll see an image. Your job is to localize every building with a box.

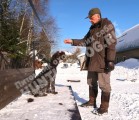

[116,24,139,63]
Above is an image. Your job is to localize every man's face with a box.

[89,14,100,24]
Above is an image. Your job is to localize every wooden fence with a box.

[0,68,34,110]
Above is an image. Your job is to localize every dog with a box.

[30,51,65,97]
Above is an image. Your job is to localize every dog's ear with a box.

[59,52,66,60]
[51,51,58,60]
[59,51,62,54]
[59,51,65,55]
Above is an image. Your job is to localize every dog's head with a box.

[50,51,66,67]
[51,51,65,60]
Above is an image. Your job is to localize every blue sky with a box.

[49,0,139,52]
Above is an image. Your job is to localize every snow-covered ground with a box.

[0,58,139,120]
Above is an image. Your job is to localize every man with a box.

[64,8,117,114]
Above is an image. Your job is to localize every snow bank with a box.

[113,58,139,82]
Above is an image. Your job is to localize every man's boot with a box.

[80,86,98,108]
[97,91,110,114]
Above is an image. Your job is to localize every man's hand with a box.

[64,39,72,44]
[105,61,115,73]
[108,62,115,71]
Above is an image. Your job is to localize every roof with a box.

[77,53,85,58]
[116,24,139,52]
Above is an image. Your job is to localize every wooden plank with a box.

[0,68,34,110]
[68,86,82,120]
[67,80,81,82]
[0,68,34,77]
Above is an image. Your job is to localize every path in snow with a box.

[0,86,81,120]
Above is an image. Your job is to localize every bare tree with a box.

[64,48,81,63]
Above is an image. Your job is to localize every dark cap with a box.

[86,8,101,19]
